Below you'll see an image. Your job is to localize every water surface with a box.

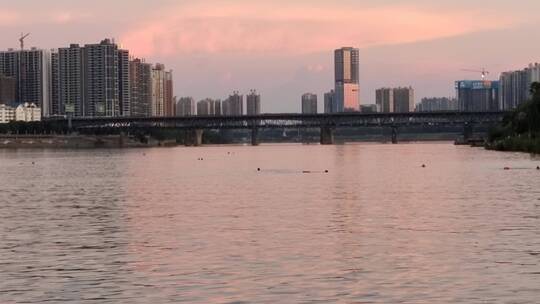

[1,143,539,303]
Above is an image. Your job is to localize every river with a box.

[1,143,539,303]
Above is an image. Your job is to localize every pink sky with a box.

[1,0,539,112]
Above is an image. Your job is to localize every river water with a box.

[1,143,539,303]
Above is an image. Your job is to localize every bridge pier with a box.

[251,128,259,146]
[463,123,474,142]
[391,126,398,144]
[185,129,203,146]
[320,125,335,145]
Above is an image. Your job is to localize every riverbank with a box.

[0,134,175,149]
[486,136,540,154]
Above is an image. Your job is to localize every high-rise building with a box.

[0,75,16,104]
[118,49,130,116]
[246,90,261,115]
[54,44,84,116]
[176,97,196,116]
[376,87,414,113]
[50,39,131,117]
[151,63,174,117]
[0,47,51,116]
[82,39,126,117]
[49,51,60,115]
[129,58,152,117]
[415,97,458,112]
[499,63,540,110]
[334,47,360,112]
[324,90,335,114]
[456,80,499,111]
[214,99,222,116]
[223,91,243,116]
[393,87,415,113]
[301,93,318,114]
[376,88,394,113]
[197,98,221,116]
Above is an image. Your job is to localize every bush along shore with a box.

[486,82,540,154]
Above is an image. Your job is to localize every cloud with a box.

[0,10,21,26]
[120,1,517,57]
[49,11,81,24]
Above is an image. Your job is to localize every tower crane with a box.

[461,68,490,80]
[19,33,30,51]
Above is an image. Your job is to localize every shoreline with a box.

[0,134,470,149]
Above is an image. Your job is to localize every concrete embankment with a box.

[0,135,172,149]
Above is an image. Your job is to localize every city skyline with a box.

[1,1,539,112]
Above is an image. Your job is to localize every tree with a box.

[530,82,540,96]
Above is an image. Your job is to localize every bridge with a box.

[56,111,508,146]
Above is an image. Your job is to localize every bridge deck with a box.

[51,111,509,130]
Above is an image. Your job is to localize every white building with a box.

[0,104,15,123]
[15,103,41,122]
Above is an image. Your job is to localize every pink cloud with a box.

[0,10,21,26]
[120,1,517,57]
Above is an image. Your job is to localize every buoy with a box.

[536,166,539,170]
[257,168,261,171]
[421,164,426,168]
[324,170,329,173]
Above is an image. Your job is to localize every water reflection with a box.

[1,144,539,303]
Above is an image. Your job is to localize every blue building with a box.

[455,80,499,111]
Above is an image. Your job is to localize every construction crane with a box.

[461,68,490,80]
[19,32,30,51]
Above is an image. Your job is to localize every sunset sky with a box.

[1,0,540,112]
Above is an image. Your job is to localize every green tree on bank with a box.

[488,82,540,153]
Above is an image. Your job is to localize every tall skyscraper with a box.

[129,58,152,117]
[55,44,84,116]
[118,49,130,116]
[456,80,499,111]
[83,39,127,117]
[151,63,174,117]
[324,90,335,114]
[246,90,261,115]
[0,47,51,116]
[334,47,360,112]
[499,63,540,110]
[376,87,414,113]
[301,93,318,114]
